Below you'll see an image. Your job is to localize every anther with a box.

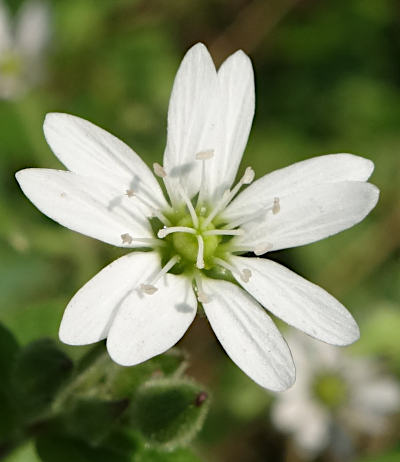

[125,189,135,198]
[195,274,210,303]
[140,284,158,295]
[254,242,273,256]
[196,149,214,160]
[157,226,196,239]
[242,167,255,184]
[121,233,133,244]
[153,162,167,178]
[241,269,252,283]
[273,197,280,214]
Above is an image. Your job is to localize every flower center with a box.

[0,52,22,77]
[312,372,348,409]
[171,216,219,267]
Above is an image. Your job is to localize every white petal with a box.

[201,277,295,391]
[223,154,374,222]
[43,113,167,214]
[15,0,50,57]
[233,181,379,252]
[163,43,218,202]
[107,274,197,366]
[16,168,152,247]
[272,398,330,455]
[202,50,255,201]
[0,0,11,52]
[59,252,160,345]
[231,256,359,345]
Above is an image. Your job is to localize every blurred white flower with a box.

[272,331,400,457]
[16,44,379,391]
[0,0,50,99]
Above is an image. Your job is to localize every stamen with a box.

[176,184,198,228]
[125,189,134,198]
[203,229,243,236]
[224,197,281,229]
[196,149,214,207]
[213,257,252,282]
[157,226,196,239]
[195,149,214,160]
[273,197,280,214]
[202,166,255,228]
[153,162,167,178]
[194,273,210,303]
[254,242,273,256]
[140,255,180,295]
[196,235,205,269]
[150,209,171,226]
[121,234,165,247]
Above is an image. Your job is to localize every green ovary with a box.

[171,216,220,267]
[313,372,348,409]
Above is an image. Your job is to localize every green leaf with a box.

[0,324,21,442]
[12,339,73,421]
[2,441,41,462]
[131,379,210,449]
[0,323,19,380]
[35,435,130,462]
[63,398,130,445]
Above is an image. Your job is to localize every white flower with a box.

[16,43,379,391]
[271,332,400,456]
[0,0,50,99]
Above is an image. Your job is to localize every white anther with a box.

[197,291,210,303]
[242,167,255,185]
[195,274,210,304]
[153,162,167,178]
[254,243,273,256]
[140,284,158,295]
[121,233,133,244]
[196,235,205,269]
[241,268,252,283]
[196,149,214,160]
[272,197,280,214]
[157,226,196,239]
[126,189,135,198]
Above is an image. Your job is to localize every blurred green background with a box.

[0,0,399,461]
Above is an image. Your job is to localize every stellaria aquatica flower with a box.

[271,331,400,456]
[0,0,50,99]
[16,43,379,391]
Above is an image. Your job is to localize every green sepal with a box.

[12,339,73,421]
[131,378,210,449]
[72,344,187,400]
[63,397,130,445]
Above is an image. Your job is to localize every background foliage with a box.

[0,0,399,461]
